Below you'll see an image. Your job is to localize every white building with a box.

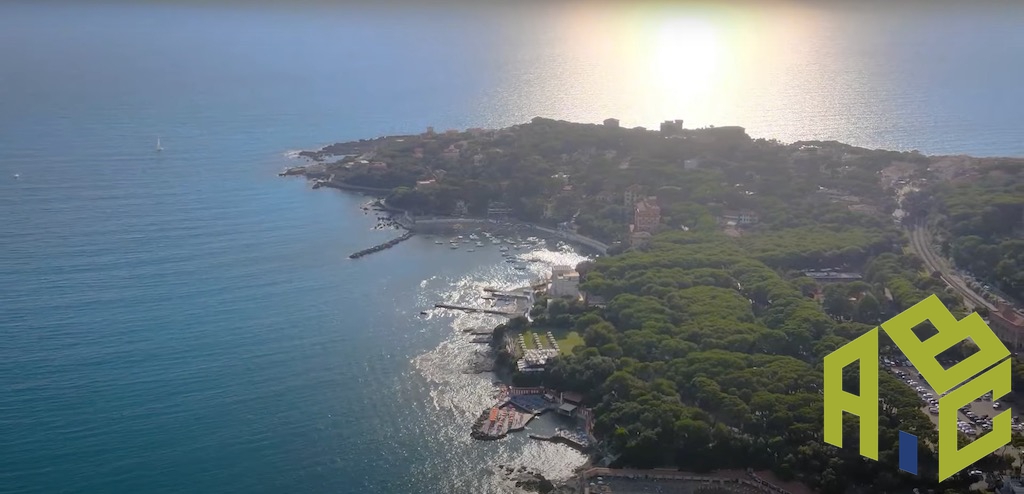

[722,210,759,225]
[548,265,580,299]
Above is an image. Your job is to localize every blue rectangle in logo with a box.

[899,430,918,475]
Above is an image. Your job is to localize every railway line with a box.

[905,222,995,312]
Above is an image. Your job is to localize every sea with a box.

[1,2,1022,493]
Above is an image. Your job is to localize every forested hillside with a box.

[532,231,990,493]
[923,162,1024,303]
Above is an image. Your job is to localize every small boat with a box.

[156,137,163,152]
[12,173,19,179]
[434,240,443,245]
[513,245,522,250]
[475,241,484,247]
[467,249,475,252]
[450,245,459,249]
[469,234,479,240]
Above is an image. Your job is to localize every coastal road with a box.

[906,222,995,312]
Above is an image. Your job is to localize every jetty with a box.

[348,231,413,259]
[434,303,518,316]
[529,428,592,452]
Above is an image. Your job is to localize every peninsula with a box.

[286,118,1024,494]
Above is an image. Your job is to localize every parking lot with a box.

[883,356,1020,438]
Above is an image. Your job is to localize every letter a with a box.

[824,328,879,460]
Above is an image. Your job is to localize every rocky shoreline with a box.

[282,154,594,493]
[497,465,577,494]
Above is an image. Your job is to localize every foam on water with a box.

[412,246,589,492]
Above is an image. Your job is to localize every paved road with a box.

[905,223,995,312]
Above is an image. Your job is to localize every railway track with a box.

[906,222,995,312]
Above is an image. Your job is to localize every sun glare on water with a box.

[487,1,840,138]
[645,17,724,112]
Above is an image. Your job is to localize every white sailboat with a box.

[156,137,163,152]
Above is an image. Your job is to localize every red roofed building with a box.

[633,197,661,233]
[991,302,1024,350]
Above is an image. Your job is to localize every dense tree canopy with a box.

[538,234,979,493]
[925,162,1024,302]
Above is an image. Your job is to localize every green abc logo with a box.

[824,295,1011,481]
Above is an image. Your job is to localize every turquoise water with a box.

[1,2,1022,493]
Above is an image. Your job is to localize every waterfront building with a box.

[548,265,580,299]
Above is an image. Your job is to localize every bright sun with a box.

[646,18,724,108]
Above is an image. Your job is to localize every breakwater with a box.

[434,303,519,317]
[348,231,414,259]
[528,434,589,453]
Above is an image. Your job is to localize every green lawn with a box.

[518,329,583,355]
[556,331,584,356]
